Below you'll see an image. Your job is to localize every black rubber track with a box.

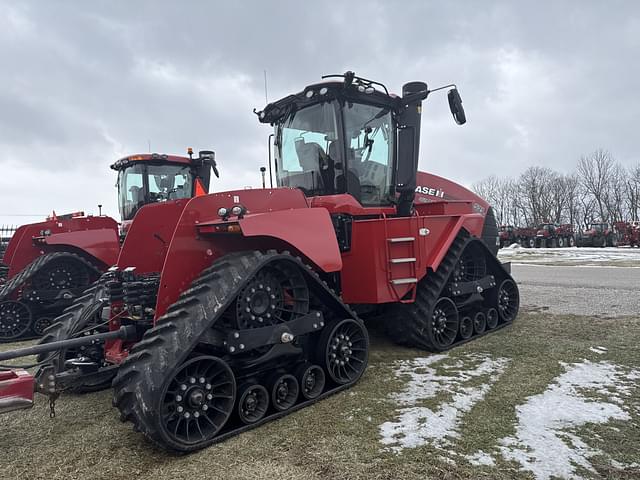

[386,230,518,352]
[112,250,368,452]
[0,252,102,342]
[34,275,113,393]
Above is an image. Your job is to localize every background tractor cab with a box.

[257,71,466,217]
[111,150,218,226]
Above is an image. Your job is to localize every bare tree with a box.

[625,163,640,221]
[577,149,615,222]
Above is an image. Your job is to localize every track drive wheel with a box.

[158,356,235,450]
[0,301,32,342]
[320,319,369,385]
[31,257,91,291]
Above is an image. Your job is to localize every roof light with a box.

[305,90,314,98]
[357,85,365,92]
[218,207,228,218]
[319,87,328,95]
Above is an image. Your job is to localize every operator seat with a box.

[294,139,335,194]
[328,141,361,202]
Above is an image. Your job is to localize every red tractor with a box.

[0,72,518,452]
[576,222,617,247]
[614,221,640,247]
[499,225,517,248]
[534,223,576,248]
[0,151,216,342]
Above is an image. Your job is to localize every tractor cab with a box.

[111,151,218,221]
[257,71,465,216]
[536,223,555,237]
[589,223,607,232]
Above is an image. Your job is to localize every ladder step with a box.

[390,278,418,285]
[388,237,415,243]
[390,257,417,264]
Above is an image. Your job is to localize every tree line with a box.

[472,149,640,229]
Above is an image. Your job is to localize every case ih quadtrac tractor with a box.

[0,151,216,342]
[0,72,518,452]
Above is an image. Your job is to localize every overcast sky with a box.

[1,1,639,225]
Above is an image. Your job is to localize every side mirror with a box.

[447,89,466,125]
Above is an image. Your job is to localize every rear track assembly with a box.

[386,230,519,352]
[113,250,369,452]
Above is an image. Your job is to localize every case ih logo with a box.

[415,186,445,198]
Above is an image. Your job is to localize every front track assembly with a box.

[0,252,100,342]
[387,230,519,352]
[113,251,369,452]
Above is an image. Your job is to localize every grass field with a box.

[1,311,639,480]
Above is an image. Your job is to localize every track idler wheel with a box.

[237,383,269,424]
[486,308,499,329]
[269,373,299,411]
[496,279,519,323]
[459,316,473,340]
[32,317,53,336]
[0,301,32,341]
[473,311,486,335]
[320,319,369,385]
[428,297,459,350]
[159,355,235,449]
[296,364,325,400]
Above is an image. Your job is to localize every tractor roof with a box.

[256,72,400,125]
[110,153,192,171]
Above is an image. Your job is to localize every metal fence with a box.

[0,225,17,260]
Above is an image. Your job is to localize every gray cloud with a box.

[1,0,639,224]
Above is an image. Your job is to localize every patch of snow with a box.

[611,459,640,469]
[498,360,639,480]
[465,451,496,467]
[589,346,608,355]
[498,246,640,267]
[379,354,509,453]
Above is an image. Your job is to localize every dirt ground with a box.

[1,309,638,480]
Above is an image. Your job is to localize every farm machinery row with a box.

[0,72,519,452]
[499,223,575,248]
[499,221,640,248]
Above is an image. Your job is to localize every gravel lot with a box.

[511,264,640,317]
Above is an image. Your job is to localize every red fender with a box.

[152,189,341,318]
[5,216,119,276]
[116,199,191,273]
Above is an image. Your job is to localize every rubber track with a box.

[386,230,517,352]
[112,250,366,452]
[0,252,101,302]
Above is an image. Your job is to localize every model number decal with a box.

[415,186,445,198]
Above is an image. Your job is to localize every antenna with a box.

[263,70,268,104]
[148,140,151,153]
